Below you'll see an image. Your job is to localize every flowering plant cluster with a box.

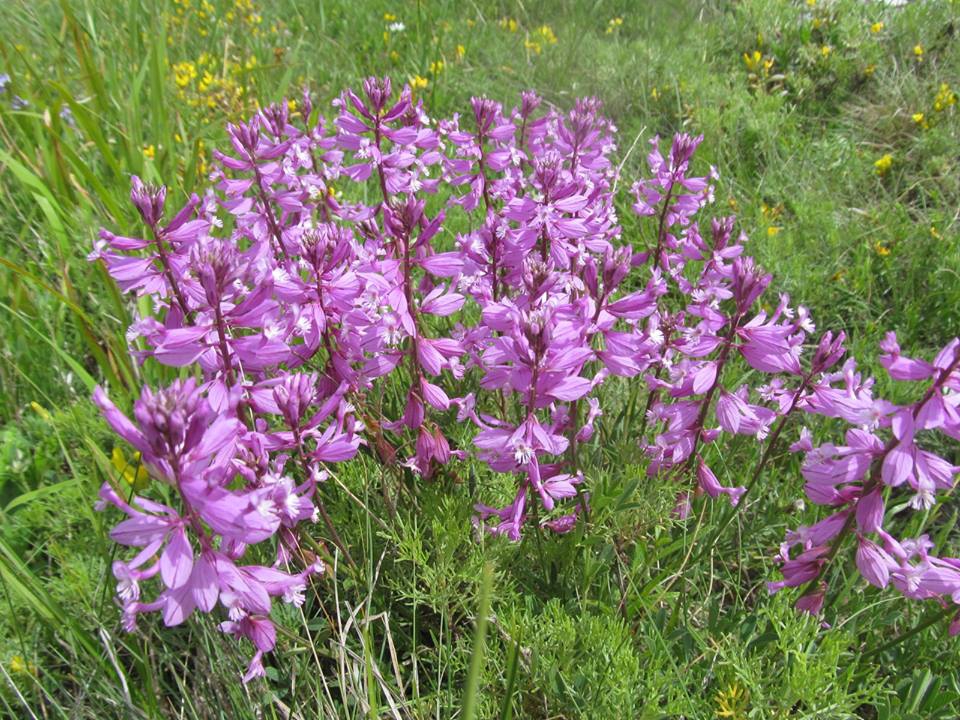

[90,77,959,680]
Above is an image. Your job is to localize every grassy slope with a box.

[0,0,959,717]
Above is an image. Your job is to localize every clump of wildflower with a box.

[91,77,960,679]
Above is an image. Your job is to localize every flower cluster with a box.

[91,77,960,679]
[769,334,960,621]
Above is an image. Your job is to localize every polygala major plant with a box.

[88,77,960,681]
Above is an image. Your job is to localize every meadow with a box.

[1,0,959,718]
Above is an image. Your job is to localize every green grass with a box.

[1,0,959,717]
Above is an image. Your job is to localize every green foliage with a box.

[1,0,959,717]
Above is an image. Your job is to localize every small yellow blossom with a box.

[913,44,924,61]
[455,44,466,60]
[143,144,156,160]
[409,74,428,91]
[499,17,518,33]
[112,446,150,490]
[767,226,781,237]
[536,25,557,45]
[930,225,941,239]
[864,63,876,76]
[9,656,37,676]
[390,50,400,62]
[525,38,542,55]
[933,83,957,112]
[870,21,884,34]
[287,99,297,113]
[172,61,198,88]
[429,60,444,75]
[743,50,763,72]
[821,45,832,58]
[650,86,659,100]
[806,0,816,6]
[30,401,51,421]
[812,17,823,29]
[874,153,893,176]
[383,12,396,21]
[606,17,623,34]
[874,241,890,257]
[715,683,749,719]
[912,112,925,124]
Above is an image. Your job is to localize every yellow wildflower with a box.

[821,45,832,58]
[9,656,37,676]
[499,17,518,33]
[29,401,51,421]
[525,37,542,55]
[143,144,156,160]
[930,225,941,239]
[287,99,297,113]
[455,44,466,60]
[383,12,396,21]
[743,50,762,72]
[870,21,884,34]
[767,226,781,237]
[912,112,925,124]
[537,25,558,45]
[933,83,957,112]
[913,44,924,61]
[874,153,893,176]
[409,74,428,91]
[806,0,816,6]
[864,63,876,76]
[172,61,198,88]
[606,17,623,34]
[874,241,890,257]
[390,50,400,62]
[112,446,150,490]
[715,683,750,719]
[199,70,214,92]
[429,60,444,75]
